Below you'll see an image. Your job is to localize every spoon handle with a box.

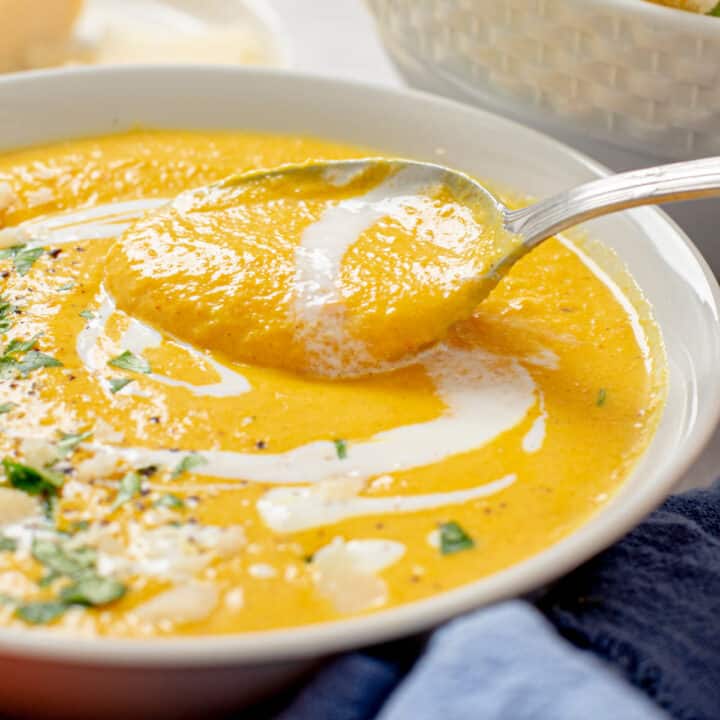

[504,157,720,248]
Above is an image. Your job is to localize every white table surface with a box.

[268,0,720,492]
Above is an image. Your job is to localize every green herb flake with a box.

[0,402,15,415]
[0,357,18,380]
[1,458,64,496]
[108,377,133,394]
[0,535,17,552]
[17,351,63,375]
[709,2,720,16]
[438,521,475,555]
[79,309,95,321]
[13,246,45,276]
[57,282,75,293]
[56,431,92,458]
[333,438,348,460]
[153,493,185,510]
[4,332,41,357]
[37,570,61,588]
[31,538,96,577]
[68,520,90,534]
[171,453,208,479]
[0,297,14,334]
[596,388,607,407]
[60,575,126,606]
[108,350,151,375]
[112,471,142,510]
[15,601,67,625]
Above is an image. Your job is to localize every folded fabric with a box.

[540,480,720,720]
[277,602,664,720]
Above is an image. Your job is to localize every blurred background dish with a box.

[366,0,720,161]
[0,0,290,72]
[366,0,720,281]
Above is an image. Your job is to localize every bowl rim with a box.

[0,64,719,667]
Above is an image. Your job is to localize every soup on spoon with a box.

[105,160,522,377]
[107,153,719,377]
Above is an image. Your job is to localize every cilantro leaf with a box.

[15,601,67,625]
[56,431,92,458]
[333,438,348,460]
[31,538,96,577]
[709,2,720,16]
[13,246,45,276]
[60,575,126,606]
[108,377,133,394]
[0,402,15,415]
[596,388,607,407]
[0,297,14,334]
[0,535,17,552]
[4,332,41,357]
[38,570,62,588]
[1,458,64,496]
[171,453,207,479]
[0,357,18,379]
[108,351,151,374]
[438,521,475,555]
[153,493,184,510]
[112,471,142,510]
[57,282,75,292]
[79,309,95,320]
[17,351,62,375]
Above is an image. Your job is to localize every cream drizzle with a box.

[76,288,250,398]
[87,344,536,485]
[257,474,517,532]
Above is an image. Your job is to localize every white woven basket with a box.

[367,0,720,159]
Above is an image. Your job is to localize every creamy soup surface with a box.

[0,131,665,637]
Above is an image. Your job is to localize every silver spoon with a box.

[232,155,720,304]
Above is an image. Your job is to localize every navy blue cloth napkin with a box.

[259,480,720,720]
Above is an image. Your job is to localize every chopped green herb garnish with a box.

[108,377,133,394]
[0,535,17,552]
[0,402,15,415]
[709,2,720,16]
[4,332,41,357]
[12,246,45,276]
[60,575,126,606]
[0,297,14,334]
[112,471,142,510]
[37,570,61,588]
[171,453,207,479]
[15,601,67,625]
[0,333,61,378]
[438,521,475,555]
[1,458,64,496]
[68,520,90,534]
[333,439,348,460]
[0,357,17,379]
[57,282,75,292]
[31,539,96,577]
[108,350,151,375]
[17,351,63,375]
[596,388,607,407]
[154,493,185,510]
[56,431,92,458]
[79,309,95,321]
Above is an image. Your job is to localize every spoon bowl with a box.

[202,155,720,374]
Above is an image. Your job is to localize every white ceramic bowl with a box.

[0,66,719,719]
[366,0,720,160]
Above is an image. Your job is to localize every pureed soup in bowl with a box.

[0,127,667,638]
